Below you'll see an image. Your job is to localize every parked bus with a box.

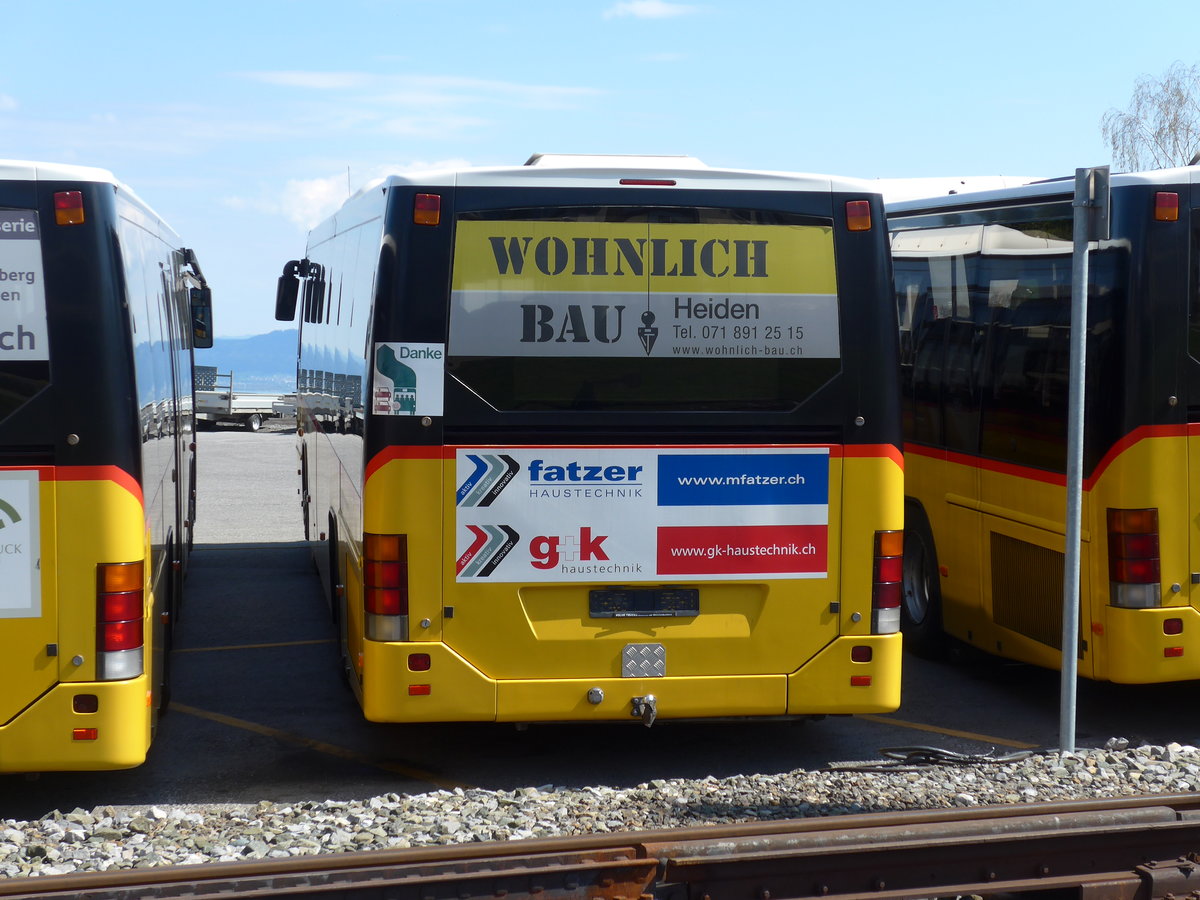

[0,160,212,771]
[889,165,1200,683]
[275,154,903,725]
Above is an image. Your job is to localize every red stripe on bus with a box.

[0,464,144,503]
[46,465,144,503]
[907,425,1194,491]
[843,444,904,469]
[365,446,446,480]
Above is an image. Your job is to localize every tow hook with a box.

[631,694,657,727]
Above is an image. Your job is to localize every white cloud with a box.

[229,159,474,231]
[0,95,17,112]
[603,1,698,19]
[280,174,351,229]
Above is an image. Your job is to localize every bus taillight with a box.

[871,530,903,633]
[365,533,409,641]
[96,562,145,680]
[1107,508,1161,608]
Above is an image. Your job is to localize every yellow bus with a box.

[275,154,903,724]
[0,160,212,770]
[889,165,1200,683]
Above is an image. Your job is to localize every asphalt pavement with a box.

[4,427,1200,822]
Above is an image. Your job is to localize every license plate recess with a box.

[589,587,699,618]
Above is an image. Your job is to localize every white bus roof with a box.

[874,176,1044,204]
[357,154,879,196]
[887,165,1200,215]
[0,159,177,244]
[0,159,121,185]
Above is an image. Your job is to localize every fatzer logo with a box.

[530,527,608,570]
[458,454,520,507]
[528,459,643,483]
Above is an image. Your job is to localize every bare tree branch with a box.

[1101,61,1200,171]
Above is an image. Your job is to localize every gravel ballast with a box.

[3,739,1199,878]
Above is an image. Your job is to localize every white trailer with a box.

[195,367,294,431]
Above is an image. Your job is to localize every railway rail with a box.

[4,794,1200,900]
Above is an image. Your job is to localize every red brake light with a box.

[365,533,409,616]
[97,562,144,653]
[100,620,144,652]
[873,530,903,609]
[619,178,676,186]
[54,191,84,226]
[1107,508,1160,585]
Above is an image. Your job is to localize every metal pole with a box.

[1060,168,1094,752]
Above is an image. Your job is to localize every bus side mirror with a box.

[276,259,302,321]
[190,287,213,349]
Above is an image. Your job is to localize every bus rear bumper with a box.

[361,634,902,723]
[1101,606,1200,684]
[0,676,152,772]
[787,633,902,715]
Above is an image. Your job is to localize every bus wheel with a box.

[901,503,946,658]
[245,413,263,432]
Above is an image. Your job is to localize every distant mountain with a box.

[195,329,297,393]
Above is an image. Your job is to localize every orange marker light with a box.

[846,200,872,232]
[72,728,99,741]
[1155,192,1179,222]
[413,193,441,226]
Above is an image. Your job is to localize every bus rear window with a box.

[0,209,49,424]
[447,205,841,412]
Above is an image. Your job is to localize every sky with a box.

[1,0,1193,338]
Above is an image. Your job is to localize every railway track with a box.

[4,794,1200,899]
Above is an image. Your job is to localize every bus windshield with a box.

[0,207,50,423]
[446,205,840,413]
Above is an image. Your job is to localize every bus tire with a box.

[902,502,946,658]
